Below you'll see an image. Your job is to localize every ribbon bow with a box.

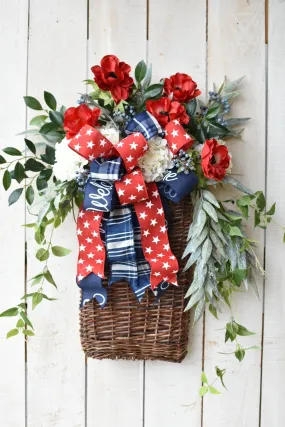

[69,112,197,307]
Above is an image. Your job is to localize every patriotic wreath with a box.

[1,54,283,388]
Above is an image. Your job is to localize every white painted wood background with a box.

[0,1,284,426]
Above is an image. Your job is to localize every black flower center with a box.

[159,110,169,116]
[210,156,216,164]
[109,72,117,78]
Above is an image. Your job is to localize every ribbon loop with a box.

[69,125,117,159]
[125,111,163,139]
[165,120,194,154]
[115,168,148,205]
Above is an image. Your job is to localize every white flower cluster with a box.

[138,136,173,182]
[53,138,88,182]
[53,125,120,182]
[100,123,120,145]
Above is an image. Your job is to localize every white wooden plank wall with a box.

[0,1,284,426]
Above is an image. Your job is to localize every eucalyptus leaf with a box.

[203,190,220,208]
[224,76,245,92]
[210,230,226,258]
[203,200,218,222]
[183,246,202,272]
[202,237,213,264]
[184,288,205,312]
[193,296,206,323]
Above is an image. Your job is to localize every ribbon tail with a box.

[78,273,107,308]
[134,183,179,290]
[106,206,139,292]
[76,208,106,283]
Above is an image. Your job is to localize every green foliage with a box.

[24,96,43,110]
[135,60,147,84]
[44,91,57,110]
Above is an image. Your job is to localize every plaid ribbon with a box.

[125,111,163,139]
[106,206,150,301]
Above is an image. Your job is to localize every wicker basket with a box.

[79,196,192,363]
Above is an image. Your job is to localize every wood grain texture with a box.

[0,1,28,426]
[26,1,87,426]
[145,2,207,426]
[204,2,266,426]
[261,1,285,425]
[87,2,147,426]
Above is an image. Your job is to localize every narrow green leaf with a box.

[44,270,57,288]
[26,186,35,205]
[3,147,22,156]
[20,311,33,329]
[24,96,42,110]
[24,138,36,155]
[51,246,72,257]
[0,155,6,164]
[255,191,266,211]
[0,307,19,317]
[8,188,23,206]
[6,328,19,339]
[44,91,57,110]
[203,200,218,222]
[3,170,11,190]
[206,104,221,119]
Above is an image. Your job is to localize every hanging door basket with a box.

[79,196,192,363]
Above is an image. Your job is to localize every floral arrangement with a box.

[1,54,283,392]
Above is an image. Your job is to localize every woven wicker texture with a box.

[79,196,192,363]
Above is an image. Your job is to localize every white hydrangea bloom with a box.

[99,123,120,145]
[53,137,88,182]
[138,136,173,182]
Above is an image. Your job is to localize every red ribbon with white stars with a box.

[165,120,194,154]
[133,182,179,290]
[76,209,105,281]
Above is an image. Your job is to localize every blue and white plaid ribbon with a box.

[125,111,163,140]
[106,206,151,301]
